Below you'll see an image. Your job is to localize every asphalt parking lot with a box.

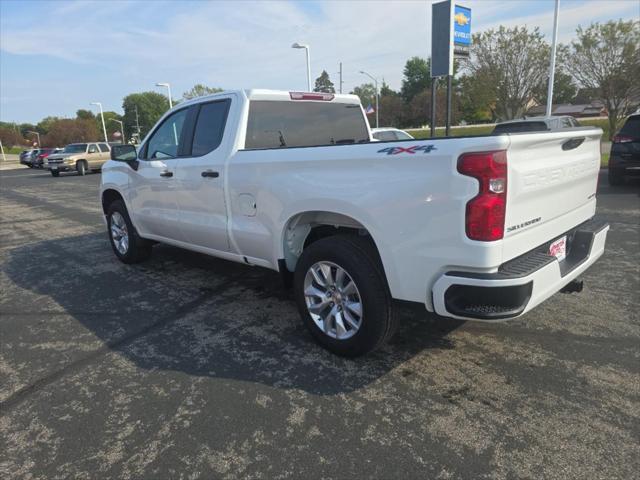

[1,165,638,479]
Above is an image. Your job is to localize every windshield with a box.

[63,144,87,153]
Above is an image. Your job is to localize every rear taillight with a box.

[289,92,335,101]
[457,150,508,242]
[613,135,633,143]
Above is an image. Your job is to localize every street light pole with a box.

[90,102,108,143]
[27,130,41,147]
[291,43,311,91]
[360,70,379,128]
[156,82,173,109]
[546,0,561,117]
[109,119,126,144]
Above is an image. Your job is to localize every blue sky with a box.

[1,0,638,123]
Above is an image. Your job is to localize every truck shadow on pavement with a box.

[5,232,464,396]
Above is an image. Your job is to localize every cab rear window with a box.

[493,122,548,134]
[245,101,369,149]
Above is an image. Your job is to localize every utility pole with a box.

[431,78,437,138]
[90,102,108,143]
[156,83,173,109]
[109,119,126,144]
[445,75,452,136]
[134,105,141,139]
[546,0,560,117]
[339,62,344,94]
[27,130,41,147]
[359,70,379,128]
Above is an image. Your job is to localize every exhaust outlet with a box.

[560,279,583,294]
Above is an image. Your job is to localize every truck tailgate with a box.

[502,128,602,261]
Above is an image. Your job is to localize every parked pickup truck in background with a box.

[47,142,111,177]
[100,89,609,356]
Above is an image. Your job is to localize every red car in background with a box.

[32,148,62,168]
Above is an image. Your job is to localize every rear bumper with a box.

[432,219,609,321]
[609,160,640,177]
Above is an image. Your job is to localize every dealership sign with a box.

[453,4,471,57]
[431,1,472,77]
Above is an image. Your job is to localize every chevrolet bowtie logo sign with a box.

[454,12,469,26]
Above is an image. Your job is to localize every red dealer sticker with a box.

[549,236,567,262]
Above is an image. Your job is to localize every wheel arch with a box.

[101,188,125,215]
[280,210,384,274]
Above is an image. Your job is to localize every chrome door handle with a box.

[201,170,219,178]
[159,170,173,177]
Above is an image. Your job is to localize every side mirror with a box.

[111,144,139,170]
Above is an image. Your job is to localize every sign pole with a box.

[446,74,452,136]
[545,0,560,117]
[430,78,437,138]
[431,1,470,138]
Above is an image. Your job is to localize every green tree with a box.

[18,123,36,139]
[42,119,100,147]
[76,109,95,121]
[535,71,578,105]
[182,84,223,100]
[378,95,404,127]
[36,116,60,135]
[313,70,335,93]
[351,83,376,108]
[0,126,26,147]
[459,70,498,123]
[380,81,398,97]
[122,91,170,140]
[561,20,640,138]
[400,57,431,103]
[468,26,550,120]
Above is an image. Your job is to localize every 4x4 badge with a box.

[378,144,437,155]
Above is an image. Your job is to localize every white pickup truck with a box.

[101,90,608,356]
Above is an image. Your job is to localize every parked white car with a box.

[371,127,414,141]
[100,89,608,356]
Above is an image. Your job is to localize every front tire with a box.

[106,200,152,264]
[76,160,87,176]
[294,235,396,357]
[51,170,60,177]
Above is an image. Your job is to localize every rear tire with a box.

[294,235,396,357]
[51,171,60,177]
[106,200,152,264]
[77,160,87,176]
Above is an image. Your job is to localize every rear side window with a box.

[245,101,369,149]
[191,99,231,156]
[619,116,640,137]
[98,143,110,152]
